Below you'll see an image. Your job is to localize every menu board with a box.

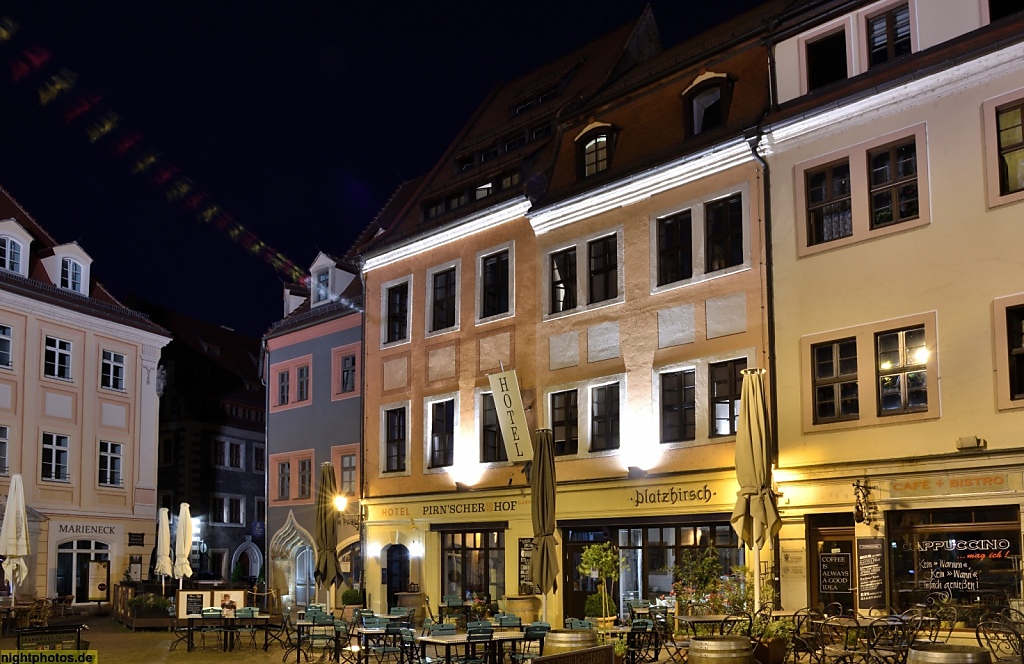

[857,538,886,608]
[518,538,537,594]
[178,590,210,618]
[819,553,852,593]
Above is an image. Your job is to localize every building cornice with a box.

[361,197,531,272]
[528,138,754,235]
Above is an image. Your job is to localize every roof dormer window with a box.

[314,270,330,303]
[0,237,21,273]
[61,258,82,293]
[575,123,615,179]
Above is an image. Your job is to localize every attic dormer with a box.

[41,242,93,296]
[309,252,356,308]
[0,218,33,278]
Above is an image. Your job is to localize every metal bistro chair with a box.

[510,623,549,664]
[199,607,225,650]
[307,613,341,661]
[865,616,908,664]
[976,620,1024,664]
[461,625,496,664]
[790,607,824,664]
[627,619,656,664]
[233,606,260,651]
[167,606,190,652]
[818,616,863,664]
[370,622,405,664]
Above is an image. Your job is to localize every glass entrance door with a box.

[809,529,856,614]
[563,529,606,620]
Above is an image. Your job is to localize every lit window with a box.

[807,160,852,244]
[500,172,520,189]
[591,384,620,452]
[475,183,493,200]
[877,325,928,415]
[550,248,577,314]
[314,271,330,303]
[657,211,692,286]
[98,441,122,487]
[296,365,309,402]
[661,370,695,442]
[867,5,911,68]
[812,339,859,423]
[705,194,743,272]
[481,394,508,463]
[0,237,20,273]
[583,134,609,177]
[0,325,11,368]
[100,350,125,391]
[551,390,578,456]
[42,432,69,481]
[429,399,455,468]
[61,258,82,292]
[425,201,444,219]
[710,359,746,437]
[447,192,468,210]
[997,101,1024,196]
[44,336,72,380]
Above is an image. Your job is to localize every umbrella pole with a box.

[541,593,547,623]
[752,545,761,612]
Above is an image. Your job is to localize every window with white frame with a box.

[212,494,244,525]
[705,194,743,273]
[42,432,69,481]
[806,29,848,91]
[480,250,510,319]
[588,235,618,304]
[481,393,508,463]
[340,453,356,495]
[60,258,82,292]
[0,324,11,368]
[385,281,410,344]
[996,99,1024,196]
[215,440,244,470]
[98,441,122,486]
[297,457,312,498]
[0,425,8,474]
[550,247,577,314]
[100,350,125,391]
[44,336,72,380]
[256,498,266,523]
[660,369,695,443]
[277,461,290,499]
[277,371,289,406]
[551,390,578,456]
[590,383,620,452]
[384,406,407,473]
[876,325,928,415]
[0,237,21,273]
[296,365,309,402]
[253,445,265,473]
[314,270,330,303]
[709,359,746,437]
[867,4,911,68]
[427,397,455,469]
[429,264,458,333]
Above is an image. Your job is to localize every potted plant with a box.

[585,593,618,624]
[612,638,628,664]
[579,541,622,626]
[127,593,172,618]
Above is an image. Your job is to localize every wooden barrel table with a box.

[908,645,991,664]
[688,636,754,664]
[543,629,599,656]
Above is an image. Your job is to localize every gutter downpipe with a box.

[745,20,781,608]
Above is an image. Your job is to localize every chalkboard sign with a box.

[128,532,145,547]
[820,553,852,593]
[178,590,209,618]
[857,538,886,608]
[518,537,536,594]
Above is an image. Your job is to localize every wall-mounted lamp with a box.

[333,494,362,527]
[627,466,647,480]
[853,479,878,525]
[454,482,471,493]
[956,435,985,451]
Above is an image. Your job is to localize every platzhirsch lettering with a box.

[58,525,116,535]
[631,485,713,506]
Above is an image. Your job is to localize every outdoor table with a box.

[186,614,270,652]
[296,619,347,663]
[675,614,742,636]
[417,630,525,664]
[438,602,473,626]
[355,626,387,664]
[375,612,411,623]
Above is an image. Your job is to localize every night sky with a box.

[0,1,767,337]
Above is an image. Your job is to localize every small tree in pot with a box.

[579,542,622,624]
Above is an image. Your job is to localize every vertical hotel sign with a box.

[487,369,534,462]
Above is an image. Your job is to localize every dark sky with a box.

[0,1,767,337]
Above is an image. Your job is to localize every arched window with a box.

[61,258,82,292]
[57,540,110,603]
[0,237,21,273]
[576,126,615,179]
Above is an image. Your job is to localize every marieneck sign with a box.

[487,369,534,462]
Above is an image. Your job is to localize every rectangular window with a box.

[256,498,266,523]
[297,458,312,499]
[100,350,125,391]
[296,365,309,402]
[386,283,409,343]
[481,251,509,318]
[429,399,455,468]
[0,425,8,474]
[42,432,69,481]
[314,271,330,303]
[867,4,911,68]
[341,355,357,393]
[868,139,918,229]
[60,259,81,292]
[277,371,289,405]
[550,248,577,314]
[44,336,72,380]
[213,495,243,524]
[340,453,356,495]
[583,134,609,177]
[997,101,1024,196]
[591,384,620,452]
[710,359,746,437]
[807,160,852,244]
[806,30,848,91]
[277,462,290,499]
[253,445,265,473]
[705,194,743,272]
[0,325,11,368]
[441,529,505,605]
[215,440,243,469]
[482,394,508,463]
[1008,305,1024,401]
[385,408,407,472]
[432,268,457,331]
[877,325,928,415]
[812,339,859,423]
[551,390,578,456]
[588,235,617,304]
[661,370,695,443]
[98,441,122,486]
[657,211,692,286]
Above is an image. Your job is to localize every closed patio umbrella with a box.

[530,429,558,620]
[173,502,193,589]
[0,474,30,598]
[155,507,173,595]
[314,462,341,606]
[730,368,781,611]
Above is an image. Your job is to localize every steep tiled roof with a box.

[0,185,169,337]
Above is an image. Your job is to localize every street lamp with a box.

[334,494,362,528]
